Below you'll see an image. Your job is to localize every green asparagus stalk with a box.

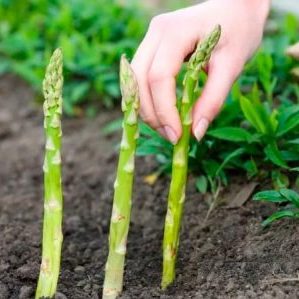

[103,55,139,299]
[162,25,221,289]
[36,48,64,299]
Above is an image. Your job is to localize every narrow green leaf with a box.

[137,137,171,151]
[195,175,208,194]
[253,190,289,203]
[278,105,299,126]
[136,145,164,156]
[240,96,266,134]
[286,138,299,145]
[271,171,289,189]
[244,158,258,178]
[269,109,279,133]
[280,189,299,208]
[264,143,288,168]
[281,150,299,162]
[189,143,198,159]
[68,82,90,104]
[102,118,123,135]
[139,122,160,138]
[262,210,298,227]
[202,160,221,178]
[216,148,245,176]
[277,114,299,136]
[207,127,251,142]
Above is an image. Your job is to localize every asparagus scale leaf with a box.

[103,55,139,299]
[162,25,221,289]
[36,49,64,299]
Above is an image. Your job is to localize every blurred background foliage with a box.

[0,0,149,115]
[1,0,299,195]
[0,0,196,116]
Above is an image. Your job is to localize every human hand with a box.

[131,0,271,144]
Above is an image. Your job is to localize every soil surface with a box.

[1,75,299,299]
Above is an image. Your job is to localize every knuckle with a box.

[140,113,157,128]
[155,108,168,120]
[148,70,159,84]
[148,68,167,85]
[149,14,170,31]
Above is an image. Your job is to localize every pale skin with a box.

[132,0,271,144]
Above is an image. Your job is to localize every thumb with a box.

[192,54,242,141]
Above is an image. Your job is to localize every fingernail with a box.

[194,118,209,141]
[163,125,178,145]
[157,127,167,139]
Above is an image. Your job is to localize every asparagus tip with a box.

[120,54,138,105]
[211,24,221,43]
[187,24,221,76]
[43,48,63,107]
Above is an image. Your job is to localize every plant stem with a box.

[36,49,64,299]
[162,25,221,289]
[103,55,139,299]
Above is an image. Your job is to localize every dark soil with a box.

[1,75,299,299]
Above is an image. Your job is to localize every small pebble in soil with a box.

[67,243,77,254]
[55,292,68,299]
[16,264,35,279]
[90,291,99,299]
[92,284,100,291]
[194,291,204,299]
[89,240,99,250]
[9,255,18,264]
[76,280,86,287]
[74,265,85,273]
[225,279,235,293]
[65,215,82,232]
[0,263,10,272]
[83,283,91,291]
[19,285,33,299]
[83,248,92,259]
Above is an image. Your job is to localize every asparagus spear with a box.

[36,48,64,299]
[103,55,139,299]
[162,25,221,289]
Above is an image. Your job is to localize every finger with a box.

[131,17,166,131]
[192,53,243,141]
[148,33,197,144]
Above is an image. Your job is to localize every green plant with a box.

[162,25,221,289]
[103,56,139,299]
[101,14,299,232]
[0,0,147,115]
[36,49,64,299]
[254,51,277,105]
[136,14,299,199]
[253,188,299,226]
